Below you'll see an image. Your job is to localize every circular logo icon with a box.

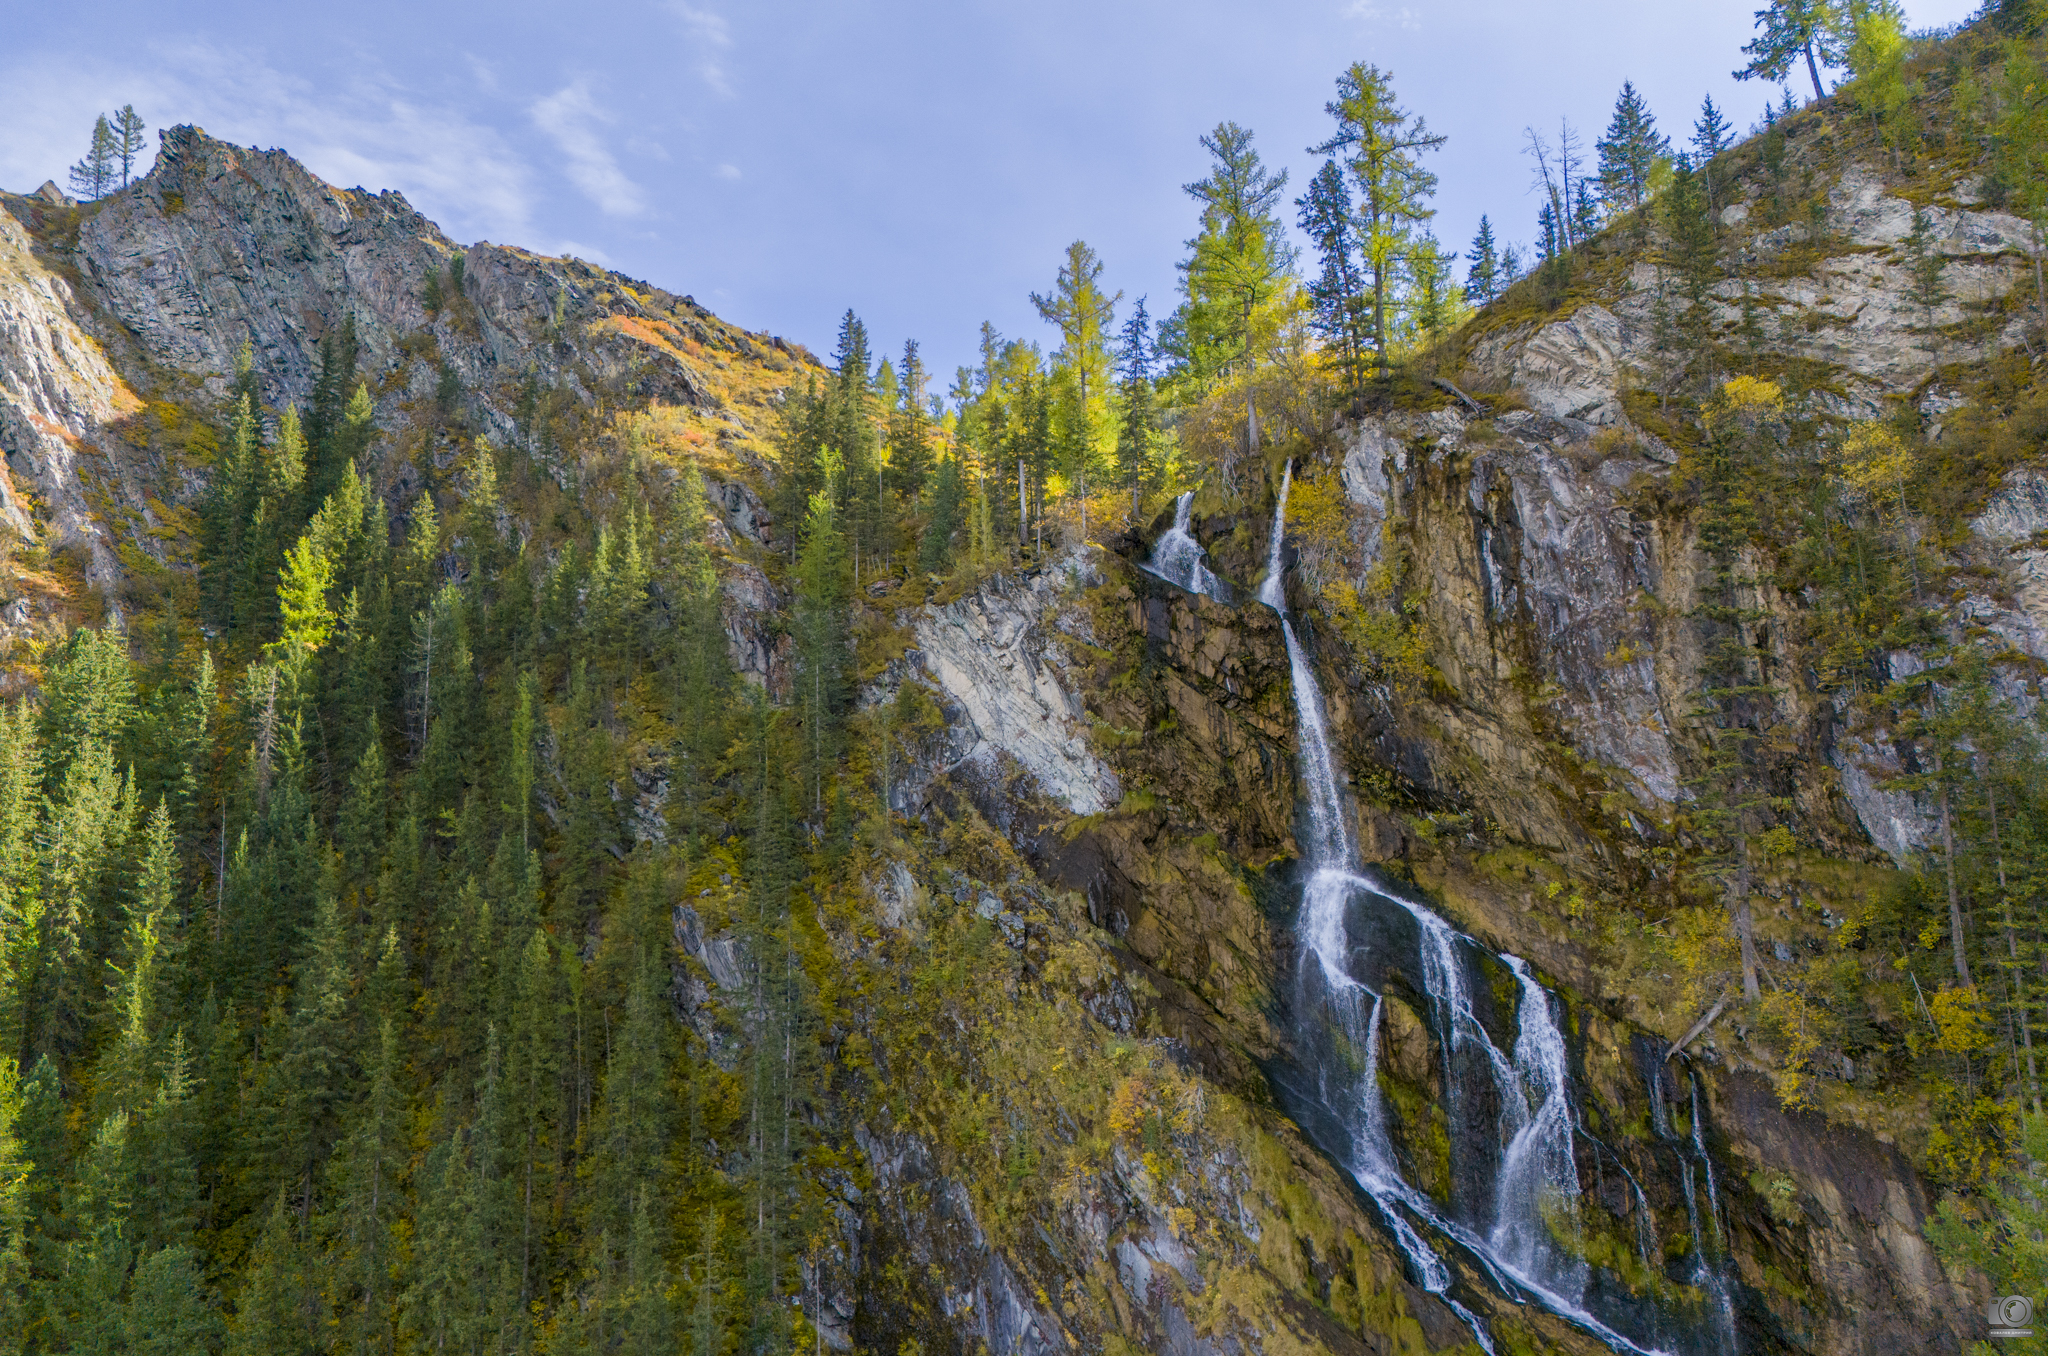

[1992,1295,2034,1329]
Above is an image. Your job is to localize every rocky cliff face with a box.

[0,102,2015,1356]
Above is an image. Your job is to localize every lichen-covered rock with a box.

[0,204,139,593]
[907,550,1120,817]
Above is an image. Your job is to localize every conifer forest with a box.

[14,2,2048,1353]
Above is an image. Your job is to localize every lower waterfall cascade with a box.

[1151,470,1737,1356]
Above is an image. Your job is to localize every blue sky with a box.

[2,0,1980,384]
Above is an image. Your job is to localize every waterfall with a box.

[1233,491,1679,1356]
[1259,460,1292,613]
[1645,1063,1740,1354]
[1142,492,1228,602]
[1491,957,1587,1296]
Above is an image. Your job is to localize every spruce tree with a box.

[1596,81,1668,215]
[229,1190,319,1356]
[1297,160,1370,400]
[888,339,934,502]
[1114,298,1157,513]
[918,453,964,577]
[1407,233,1456,341]
[124,1244,222,1356]
[1464,215,1501,305]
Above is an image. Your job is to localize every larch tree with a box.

[1172,122,1295,386]
[67,115,117,200]
[1030,240,1119,538]
[1736,0,1845,103]
[114,105,147,186]
[1314,64,1445,378]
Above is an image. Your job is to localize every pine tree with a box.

[1596,81,1669,215]
[1464,215,1501,305]
[67,115,118,200]
[1312,64,1445,378]
[113,106,148,187]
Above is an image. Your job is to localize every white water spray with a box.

[1142,492,1228,602]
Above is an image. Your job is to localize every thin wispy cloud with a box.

[554,239,613,265]
[0,44,537,246]
[716,163,742,181]
[667,2,735,97]
[1342,1,1422,29]
[530,81,648,219]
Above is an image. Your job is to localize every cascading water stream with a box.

[1645,1063,1739,1354]
[1142,492,1228,602]
[1260,460,1292,612]
[1245,491,1678,1356]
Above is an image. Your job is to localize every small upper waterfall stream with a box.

[1144,474,1726,1356]
[1259,460,1292,612]
[1142,492,1229,602]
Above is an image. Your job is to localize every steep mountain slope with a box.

[0,36,2032,1356]
[1,126,806,675]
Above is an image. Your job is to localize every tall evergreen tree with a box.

[1312,63,1445,378]
[113,106,148,188]
[1735,0,1843,102]
[67,115,118,200]
[1113,298,1157,513]
[1464,215,1501,305]
[1169,123,1295,385]
[1030,240,1120,535]
[1693,94,1736,212]
[1596,81,1669,215]
[1297,159,1371,400]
